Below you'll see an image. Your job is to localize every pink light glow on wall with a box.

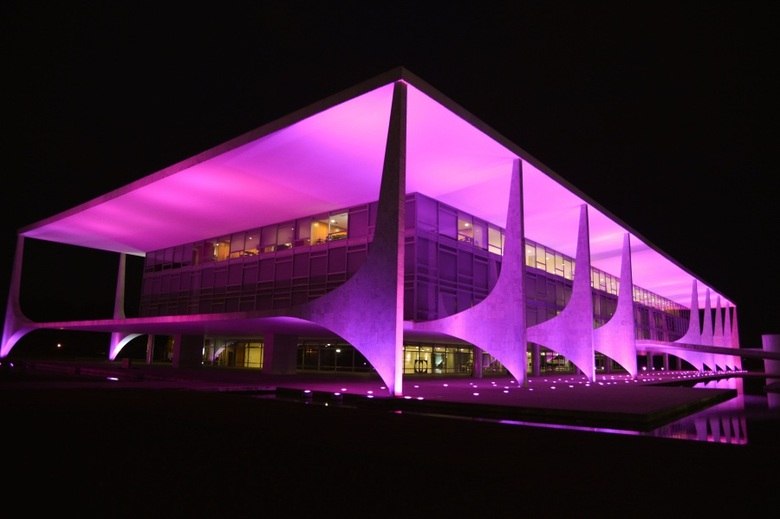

[521,161,730,308]
[22,83,397,254]
[19,74,729,310]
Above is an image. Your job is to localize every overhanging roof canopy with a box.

[20,68,730,309]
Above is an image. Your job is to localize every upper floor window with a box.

[457,213,473,243]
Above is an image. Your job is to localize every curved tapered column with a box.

[593,233,637,377]
[722,303,736,370]
[700,290,717,370]
[293,80,407,396]
[713,296,724,346]
[731,306,740,346]
[412,159,527,386]
[1,236,37,358]
[677,280,701,344]
[109,333,143,360]
[668,348,706,372]
[701,289,713,345]
[762,334,780,390]
[527,204,595,381]
[730,306,742,370]
[724,304,733,347]
[673,279,706,371]
[712,297,729,370]
[108,253,133,360]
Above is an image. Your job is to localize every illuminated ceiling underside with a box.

[20,69,730,309]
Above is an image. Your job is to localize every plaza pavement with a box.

[4,358,747,431]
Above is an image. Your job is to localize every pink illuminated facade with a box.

[2,68,745,395]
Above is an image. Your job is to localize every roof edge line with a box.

[19,67,410,236]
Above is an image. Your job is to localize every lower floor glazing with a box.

[194,337,635,376]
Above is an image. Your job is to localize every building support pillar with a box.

[145,335,155,364]
[472,345,483,378]
[108,253,132,361]
[172,334,204,369]
[528,204,595,381]
[1,235,35,358]
[673,280,706,371]
[701,289,717,370]
[295,80,407,396]
[730,306,742,370]
[593,233,637,378]
[263,334,298,375]
[412,159,527,387]
[762,334,780,410]
[531,343,541,377]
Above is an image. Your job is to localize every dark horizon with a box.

[3,2,778,351]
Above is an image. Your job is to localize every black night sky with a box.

[2,2,778,351]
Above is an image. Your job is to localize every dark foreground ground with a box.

[2,364,779,518]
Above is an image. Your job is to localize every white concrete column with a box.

[678,280,701,344]
[1,235,35,358]
[531,342,541,376]
[593,233,637,377]
[412,158,527,386]
[700,290,717,370]
[109,253,130,360]
[172,334,204,368]
[145,335,155,364]
[701,289,713,345]
[762,334,780,410]
[296,80,407,396]
[472,345,483,378]
[731,306,742,370]
[713,296,724,346]
[527,204,595,381]
[263,334,298,374]
[673,280,706,371]
[761,334,780,383]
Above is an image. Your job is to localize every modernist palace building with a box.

[2,68,744,396]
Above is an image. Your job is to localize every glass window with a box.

[488,226,502,255]
[230,232,245,258]
[416,194,437,234]
[293,218,310,246]
[347,208,368,238]
[277,221,294,250]
[609,276,618,295]
[554,253,564,276]
[310,214,329,245]
[563,257,572,280]
[472,219,487,249]
[525,243,535,267]
[328,212,348,241]
[209,236,230,261]
[260,226,277,253]
[536,243,545,269]
[173,245,184,267]
[153,249,164,269]
[457,213,473,243]
[190,243,201,266]
[244,230,260,255]
[197,241,213,263]
[163,247,173,265]
[545,250,555,275]
[404,197,416,230]
[203,240,216,263]
[438,205,457,239]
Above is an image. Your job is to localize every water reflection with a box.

[495,376,777,445]
[647,377,749,444]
